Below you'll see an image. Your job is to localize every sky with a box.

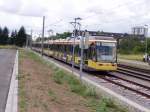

[0,0,150,37]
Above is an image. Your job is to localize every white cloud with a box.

[0,0,22,13]
[0,0,150,35]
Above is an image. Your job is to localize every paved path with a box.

[0,49,16,112]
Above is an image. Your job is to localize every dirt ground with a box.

[18,50,93,112]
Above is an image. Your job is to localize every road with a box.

[0,49,16,112]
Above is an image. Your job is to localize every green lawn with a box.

[0,45,18,49]
[118,54,143,61]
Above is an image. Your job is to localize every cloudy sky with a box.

[0,0,150,37]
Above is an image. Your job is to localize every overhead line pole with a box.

[41,16,45,56]
[30,29,33,49]
[72,18,77,74]
[70,17,82,74]
[26,34,28,48]
[144,25,148,61]
[79,23,84,81]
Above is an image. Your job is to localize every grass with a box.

[50,55,127,112]
[18,73,28,112]
[19,49,128,112]
[48,89,57,101]
[0,45,18,49]
[118,54,143,61]
[52,69,127,112]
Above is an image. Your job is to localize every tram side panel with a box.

[32,42,117,72]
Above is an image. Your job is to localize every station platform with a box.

[118,59,150,70]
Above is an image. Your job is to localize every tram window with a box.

[67,45,70,54]
[64,45,66,53]
[66,45,68,54]
[70,45,73,55]
[84,49,88,60]
[88,46,92,59]
[61,44,64,53]
[64,45,67,56]
[54,44,56,51]
[49,44,51,50]
[58,45,60,52]
[57,44,59,51]
[55,44,57,51]
[51,44,54,50]
[88,44,96,61]
[61,45,63,53]
[75,45,79,56]
[96,42,116,62]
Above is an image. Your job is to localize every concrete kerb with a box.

[33,50,150,112]
[5,50,18,112]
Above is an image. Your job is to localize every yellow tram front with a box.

[86,38,117,71]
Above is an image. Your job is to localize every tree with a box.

[119,37,145,54]
[0,27,9,45]
[0,27,2,40]
[55,32,71,39]
[9,30,17,45]
[16,26,27,47]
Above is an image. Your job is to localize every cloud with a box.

[0,0,22,13]
[19,0,47,17]
[0,0,150,35]
[0,0,47,17]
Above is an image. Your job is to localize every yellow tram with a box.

[32,36,117,71]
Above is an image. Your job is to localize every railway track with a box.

[117,65,150,82]
[99,74,150,99]
[33,49,150,100]
[118,64,150,74]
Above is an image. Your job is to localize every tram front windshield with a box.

[96,42,116,62]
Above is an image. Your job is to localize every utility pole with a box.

[70,17,82,74]
[79,30,84,81]
[144,25,148,61]
[30,29,33,49]
[26,35,28,48]
[41,16,45,56]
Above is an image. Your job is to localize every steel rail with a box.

[117,67,150,82]
[101,76,150,99]
[118,64,150,74]
[108,73,150,90]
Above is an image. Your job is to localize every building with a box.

[72,30,144,40]
[132,26,148,38]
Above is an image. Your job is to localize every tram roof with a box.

[34,36,117,44]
